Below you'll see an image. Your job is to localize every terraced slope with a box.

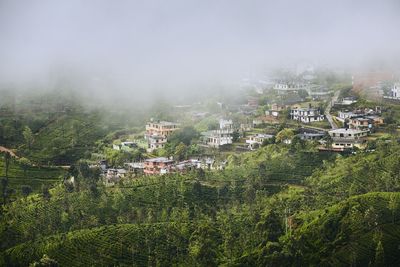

[290,192,400,266]
[0,160,65,193]
[2,223,191,267]
[4,192,400,267]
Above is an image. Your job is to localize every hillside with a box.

[0,158,65,200]
[3,142,400,265]
[3,192,400,267]
[287,192,400,266]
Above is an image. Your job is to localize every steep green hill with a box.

[24,112,109,165]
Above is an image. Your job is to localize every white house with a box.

[391,83,400,99]
[113,141,138,151]
[146,135,167,152]
[201,119,235,148]
[219,119,233,131]
[338,111,357,121]
[202,130,233,148]
[290,107,325,123]
[245,134,274,150]
[273,82,308,92]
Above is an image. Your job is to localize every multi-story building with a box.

[219,119,233,132]
[348,115,384,130]
[266,103,287,117]
[273,82,308,93]
[200,119,235,148]
[328,128,369,150]
[384,82,400,100]
[348,117,371,129]
[145,121,180,137]
[145,120,180,152]
[338,111,357,121]
[144,157,174,175]
[290,107,325,123]
[392,83,400,98]
[146,135,167,152]
[202,129,233,148]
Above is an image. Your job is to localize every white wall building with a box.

[203,130,233,148]
[219,119,233,131]
[146,135,167,152]
[290,107,325,123]
[245,134,274,150]
[391,83,400,99]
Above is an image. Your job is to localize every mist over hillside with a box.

[1,0,400,106]
[2,1,400,266]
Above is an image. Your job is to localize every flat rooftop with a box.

[145,157,174,163]
[329,128,369,134]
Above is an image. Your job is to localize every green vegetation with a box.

[1,86,400,266]
[0,155,65,202]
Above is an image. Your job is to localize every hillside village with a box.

[98,67,399,186]
[2,66,400,266]
[2,66,400,267]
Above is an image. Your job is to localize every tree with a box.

[1,177,8,204]
[168,126,199,146]
[262,136,275,147]
[325,134,333,149]
[298,89,309,99]
[174,142,187,161]
[21,185,33,198]
[19,157,31,177]
[374,240,385,267]
[29,254,59,267]
[388,194,398,223]
[290,135,305,151]
[42,184,51,200]
[22,126,34,149]
[189,219,220,266]
[232,130,240,142]
[276,128,294,144]
[3,151,12,181]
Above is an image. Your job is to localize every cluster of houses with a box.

[336,107,384,130]
[273,81,332,100]
[99,68,396,184]
[102,156,225,186]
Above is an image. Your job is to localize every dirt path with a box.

[0,146,18,158]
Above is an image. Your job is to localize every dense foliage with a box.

[2,141,400,266]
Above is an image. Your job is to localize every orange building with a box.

[143,157,174,175]
[145,121,180,137]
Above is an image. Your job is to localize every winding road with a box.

[325,90,340,129]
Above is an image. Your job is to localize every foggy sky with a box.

[0,0,399,102]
